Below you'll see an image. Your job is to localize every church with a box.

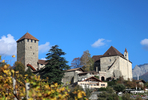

[92,46,133,81]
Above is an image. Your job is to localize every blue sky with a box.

[0,0,148,69]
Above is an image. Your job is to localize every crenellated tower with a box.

[17,32,39,70]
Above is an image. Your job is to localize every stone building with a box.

[61,68,84,84]
[17,32,46,70]
[92,46,133,80]
[62,46,132,85]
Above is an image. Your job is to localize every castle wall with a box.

[25,39,38,70]
[17,40,25,66]
[100,56,119,72]
[62,71,75,85]
[78,73,96,81]
[119,57,132,80]
[17,39,38,70]
[100,56,132,80]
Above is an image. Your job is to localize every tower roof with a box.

[17,32,39,42]
[125,48,127,53]
[102,46,123,57]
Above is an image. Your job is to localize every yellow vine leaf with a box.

[12,55,15,58]
[1,60,5,63]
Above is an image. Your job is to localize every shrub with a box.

[122,93,133,100]
[113,84,125,93]
[0,56,88,100]
[135,96,142,100]
[98,87,107,91]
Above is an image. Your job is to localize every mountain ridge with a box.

[132,63,148,81]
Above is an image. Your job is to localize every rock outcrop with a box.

[132,63,148,78]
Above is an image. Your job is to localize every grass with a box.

[118,96,122,100]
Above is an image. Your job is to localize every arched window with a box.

[101,76,105,81]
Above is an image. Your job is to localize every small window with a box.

[33,53,34,55]
[34,40,36,43]
[31,40,33,42]
[30,46,32,49]
[101,84,105,86]
[27,39,29,42]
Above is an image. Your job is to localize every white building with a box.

[92,46,133,81]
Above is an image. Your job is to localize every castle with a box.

[92,46,133,81]
[62,46,133,85]
[17,32,46,71]
[17,33,132,83]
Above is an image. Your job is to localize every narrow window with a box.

[30,46,32,49]
[34,40,36,43]
[31,40,33,42]
[27,39,29,42]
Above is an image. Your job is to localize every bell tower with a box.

[17,32,39,70]
[124,48,128,60]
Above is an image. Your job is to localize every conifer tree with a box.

[39,45,70,84]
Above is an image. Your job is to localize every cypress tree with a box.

[40,45,70,84]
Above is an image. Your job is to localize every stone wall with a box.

[17,39,38,70]
[17,39,25,67]
[100,56,132,80]
[62,71,75,85]
[78,73,95,81]
[119,57,132,80]
[100,56,119,72]
[25,39,38,70]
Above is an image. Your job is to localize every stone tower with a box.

[17,32,39,70]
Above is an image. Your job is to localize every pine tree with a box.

[39,45,70,84]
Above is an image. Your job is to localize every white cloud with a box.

[41,58,47,60]
[39,42,51,53]
[141,38,148,50]
[92,38,111,48]
[141,39,148,45]
[0,34,16,55]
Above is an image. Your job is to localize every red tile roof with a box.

[38,59,48,65]
[27,64,36,71]
[102,46,124,57]
[92,55,102,62]
[125,48,127,53]
[17,32,39,42]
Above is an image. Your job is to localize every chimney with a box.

[96,67,98,72]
